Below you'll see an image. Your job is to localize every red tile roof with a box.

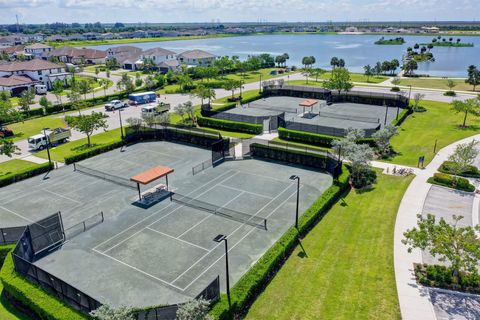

[0,75,36,87]
[0,59,63,72]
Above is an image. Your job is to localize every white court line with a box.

[97,170,239,252]
[176,191,246,239]
[102,171,240,254]
[64,179,103,195]
[145,227,209,251]
[171,182,295,285]
[92,248,184,291]
[0,205,35,224]
[218,184,273,200]
[43,188,82,204]
[183,185,303,291]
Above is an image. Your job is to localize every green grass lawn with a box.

[0,159,40,178]
[7,116,66,142]
[398,78,479,92]
[197,127,254,139]
[311,72,388,84]
[212,89,260,105]
[246,172,412,320]
[0,274,30,320]
[35,128,122,162]
[386,100,480,166]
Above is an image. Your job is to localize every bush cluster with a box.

[427,172,475,192]
[392,107,412,127]
[439,161,480,178]
[444,90,456,96]
[209,167,350,319]
[415,263,480,294]
[0,247,87,320]
[197,116,263,134]
[0,162,53,188]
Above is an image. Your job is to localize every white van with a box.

[35,85,47,95]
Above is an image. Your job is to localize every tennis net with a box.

[74,164,137,189]
[247,102,296,114]
[171,193,267,229]
[318,111,380,123]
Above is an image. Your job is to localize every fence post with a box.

[1,228,4,244]
[101,211,104,222]
[83,222,86,232]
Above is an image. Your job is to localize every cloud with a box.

[0,0,55,8]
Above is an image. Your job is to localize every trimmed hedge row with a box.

[278,127,376,148]
[439,161,480,178]
[0,162,54,188]
[197,116,263,135]
[209,167,350,319]
[392,107,412,127]
[64,140,124,164]
[427,172,475,192]
[0,250,88,320]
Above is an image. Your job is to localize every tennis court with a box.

[1,141,332,308]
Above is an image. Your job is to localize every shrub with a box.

[390,87,400,92]
[392,107,412,126]
[0,162,53,188]
[427,172,475,192]
[209,167,349,319]
[414,263,480,294]
[444,90,456,96]
[197,116,263,134]
[278,128,376,148]
[439,161,480,178]
[0,250,87,320]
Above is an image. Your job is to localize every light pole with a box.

[259,74,262,93]
[408,85,412,103]
[42,127,52,167]
[213,234,231,309]
[289,175,300,229]
[118,108,124,139]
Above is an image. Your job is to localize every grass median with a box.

[0,160,42,178]
[245,172,412,320]
[398,78,479,92]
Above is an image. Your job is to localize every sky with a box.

[0,0,478,24]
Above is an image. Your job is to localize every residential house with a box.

[1,45,26,59]
[0,59,71,95]
[177,50,216,66]
[158,59,180,73]
[115,52,143,70]
[107,46,142,58]
[25,43,53,59]
[47,46,108,64]
[142,47,177,64]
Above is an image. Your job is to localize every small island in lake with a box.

[374,37,405,45]
[420,36,474,47]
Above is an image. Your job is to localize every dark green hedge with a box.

[0,162,54,188]
[0,250,88,320]
[415,263,480,294]
[278,127,376,148]
[209,167,350,319]
[64,140,125,164]
[439,161,480,178]
[427,173,475,192]
[392,107,412,127]
[197,116,263,134]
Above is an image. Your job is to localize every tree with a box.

[451,98,480,127]
[118,73,135,94]
[18,88,35,115]
[192,85,209,106]
[65,112,108,147]
[141,113,156,128]
[0,99,21,127]
[363,64,373,82]
[310,68,326,82]
[90,304,134,320]
[403,214,480,280]
[402,60,418,76]
[39,96,50,112]
[0,138,20,157]
[77,79,91,100]
[67,82,82,115]
[301,56,315,68]
[465,65,480,91]
[275,55,286,67]
[222,79,241,99]
[176,297,212,320]
[282,53,290,67]
[372,124,398,157]
[155,112,171,128]
[324,67,353,93]
[446,79,456,92]
[126,117,143,133]
[447,140,479,183]
[183,101,196,122]
[332,128,376,188]
[330,56,339,69]
[52,79,64,110]
[174,103,186,122]
[144,75,155,90]
[412,93,425,112]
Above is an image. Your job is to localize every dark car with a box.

[0,127,13,138]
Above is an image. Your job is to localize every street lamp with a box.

[213,234,231,309]
[259,74,263,94]
[289,175,300,229]
[118,109,124,140]
[42,127,52,167]
[408,85,412,103]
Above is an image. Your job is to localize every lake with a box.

[86,34,480,77]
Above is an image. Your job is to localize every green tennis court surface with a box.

[0,141,332,308]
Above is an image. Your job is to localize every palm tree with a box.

[451,98,480,127]
[363,65,373,82]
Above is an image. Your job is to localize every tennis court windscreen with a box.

[74,164,137,189]
[171,193,267,230]
[318,111,379,123]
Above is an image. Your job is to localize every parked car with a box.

[35,84,47,95]
[28,128,71,150]
[104,100,128,111]
[0,127,13,138]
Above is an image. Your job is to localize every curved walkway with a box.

[393,133,480,320]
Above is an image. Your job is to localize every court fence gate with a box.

[1,226,26,245]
